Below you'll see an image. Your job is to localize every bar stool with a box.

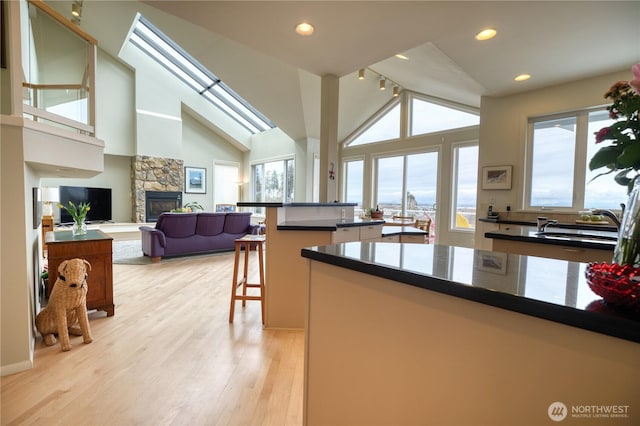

[229,234,266,324]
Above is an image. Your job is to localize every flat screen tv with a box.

[59,186,112,224]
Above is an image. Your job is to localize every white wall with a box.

[181,112,243,210]
[1,122,39,376]
[96,49,135,156]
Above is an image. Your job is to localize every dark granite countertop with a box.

[485,227,616,251]
[301,243,640,343]
[479,217,618,232]
[382,225,428,236]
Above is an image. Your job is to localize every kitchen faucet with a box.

[591,209,621,230]
[537,217,558,232]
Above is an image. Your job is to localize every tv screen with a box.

[59,186,112,224]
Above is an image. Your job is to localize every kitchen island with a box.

[301,242,639,425]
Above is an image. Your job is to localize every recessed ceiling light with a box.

[475,28,497,41]
[395,54,409,60]
[515,74,531,82]
[295,22,314,36]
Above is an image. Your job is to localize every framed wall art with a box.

[185,167,206,194]
[482,165,512,190]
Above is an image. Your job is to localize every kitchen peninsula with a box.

[237,202,387,328]
[301,242,639,425]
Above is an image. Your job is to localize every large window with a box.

[527,110,627,210]
[343,159,364,207]
[410,97,480,136]
[252,159,294,204]
[374,151,438,221]
[348,103,401,146]
[452,144,478,230]
[214,163,239,206]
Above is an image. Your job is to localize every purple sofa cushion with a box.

[156,213,198,238]
[223,212,252,234]
[196,213,226,236]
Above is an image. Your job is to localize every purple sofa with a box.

[139,212,256,262]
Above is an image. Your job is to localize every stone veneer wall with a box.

[131,156,184,223]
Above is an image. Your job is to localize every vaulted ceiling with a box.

[48,1,640,143]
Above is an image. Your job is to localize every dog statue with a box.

[36,259,93,351]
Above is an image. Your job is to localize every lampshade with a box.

[358,69,365,80]
[42,187,59,203]
[41,187,59,217]
[393,85,400,97]
[379,77,386,91]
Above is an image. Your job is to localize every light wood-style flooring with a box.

[1,250,304,426]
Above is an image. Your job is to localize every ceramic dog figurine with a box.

[36,258,93,351]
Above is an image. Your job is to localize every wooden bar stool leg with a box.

[258,241,265,324]
[229,241,242,323]
[242,242,249,307]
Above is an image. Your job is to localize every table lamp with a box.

[41,187,59,218]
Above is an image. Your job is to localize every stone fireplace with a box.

[132,156,184,223]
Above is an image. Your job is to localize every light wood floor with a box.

[1,251,304,426]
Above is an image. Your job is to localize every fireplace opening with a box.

[145,191,181,222]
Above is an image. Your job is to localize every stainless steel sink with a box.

[535,231,617,242]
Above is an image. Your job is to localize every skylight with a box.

[129,15,275,134]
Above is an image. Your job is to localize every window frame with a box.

[341,156,365,209]
[450,141,479,232]
[407,92,480,139]
[251,156,295,206]
[524,107,621,212]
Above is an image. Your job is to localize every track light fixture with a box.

[358,68,401,95]
[71,1,82,18]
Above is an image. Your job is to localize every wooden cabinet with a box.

[46,230,114,316]
[331,224,383,243]
[41,216,54,253]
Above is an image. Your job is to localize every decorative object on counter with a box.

[586,65,640,310]
[36,259,94,351]
[58,201,90,236]
[368,206,384,219]
[171,201,203,213]
[481,165,512,190]
[585,262,640,312]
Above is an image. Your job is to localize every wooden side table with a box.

[41,216,54,254]
[46,230,115,316]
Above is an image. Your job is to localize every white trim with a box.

[136,109,182,121]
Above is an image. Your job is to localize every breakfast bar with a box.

[301,242,639,425]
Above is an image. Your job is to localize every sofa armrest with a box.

[248,224,263,235]
[139,226,166,247]
[139,226,167,259]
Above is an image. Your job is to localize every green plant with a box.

[171,202,204,213]
[57,201,90,223]
[589,63,640,193]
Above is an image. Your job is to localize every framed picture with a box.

[215,204,236,213]
[482,165,512,190]
[475,251,508,275]
[185,167,206,194]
